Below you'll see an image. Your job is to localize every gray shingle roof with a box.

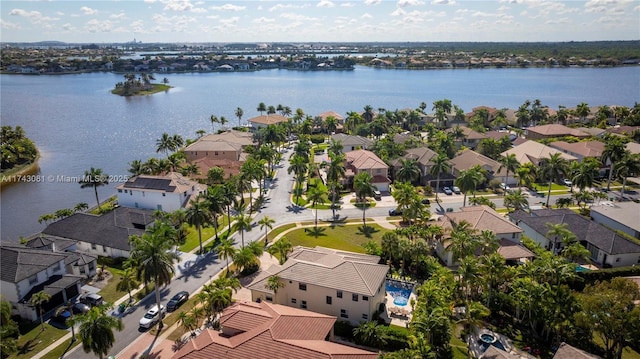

[42,207,154,251]
[24,235,76,252]
[0,245,68,283]
[248,246,388,296]
[510,209,640,255]
[553,342,600,359]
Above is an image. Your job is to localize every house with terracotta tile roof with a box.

[345,149,391,192]
[501,140,577,167]
[318,111,344,133]
[449,149,511,185]
[525,124,590,140]
[509,208,640,267]
[183,129,254,179]
[548,140,605,160]
[248,114,289,131]
[434,206,526,266]
[116,172,206,213]
[172,301,378,359]
[447,126,488,149]
[247,246,389,326]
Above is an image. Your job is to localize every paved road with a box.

[64,148,574,358]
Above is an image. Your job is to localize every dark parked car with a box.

[79,293,104,307]
[388,208,403,216]
[51,310,71,326]
[72,302,90,314]
[166,291,189,312]
[421,198,430,204]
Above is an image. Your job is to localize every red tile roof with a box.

[173,301,378,359]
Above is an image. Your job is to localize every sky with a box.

[1,0,638,43]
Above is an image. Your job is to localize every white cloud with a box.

[55,11,64,16]
[545,17,570,24]
[431,0,455,4]
[130,20,145,33]
[280,12,319,21]
[219,16,240,26]
[1,19,20,30]
[253,16,276,23]
[80,6,98,15]
[361,12,373,19]
[85,19,113,33]
[164,0,194,12]
[269,3,308,12]
[364,0,381,5]
[341,2,355,7]
[398,0,425,7]
[209,4,246,11]
[9,9,58,24]
[61,23,74,31]
[110,13,126,20]
[391,8,406,16]
[317,1,335,8]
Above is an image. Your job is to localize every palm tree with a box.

[504,189,529,212]
[353,321,388,348]
[205,185,225,241]
[265,275,285,301]
[498,153,520,193]
[546,223,573,255]
[306,186,327,229]
[515,162,538,189]
[232,246,259,274]
[614,153,640,200]
[572,160,597,192]
[396,158,420,184]
[540,153,569,207]
[267,237,293,265]
[601,136,627,190]
[186,198,211,254]
[129,221,180,329]
[575,102,590,123]
[235,107,244,127]
[232,213,252,248]
[455,168,483,207]
[258,215,276,246]
[429,154,451,209]
[353,172,376,227]
[116,267,139,304]
[325,151,346,218]
[288,155,309,204]
[30,291,51,331]
[216,238,237,275]
[72,306,123,359]
[79,167,109,208]
[178,311,197,337]
[391,182,418,224]
[257,102,266,115]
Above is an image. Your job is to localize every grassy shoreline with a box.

[0,152,40,188]
[111,83,171,96]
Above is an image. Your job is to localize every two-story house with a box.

[184,130,254,179]
[344,149,391,192]
[247,114,289,132]
[116,172,206,212]
[247,246,389,326]
[0,245,84,321]
[329,134,374,152]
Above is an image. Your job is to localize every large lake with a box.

[1,65,639,241]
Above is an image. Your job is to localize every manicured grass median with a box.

[40,337,81,359]
[284,223,390,253]
[9,323,68,359]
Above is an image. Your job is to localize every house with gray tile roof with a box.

[589,202,640,239]
[247,246,388,326]
[0,245,84,321]
[24,235,98,278]
[330,134,374,152]
[509,208,640,267]
[41,206,155,258]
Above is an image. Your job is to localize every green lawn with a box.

[9,322,69,359]
[268,223,297,241]
[284,223,390,253]
[97,266,126,303]
[39,337,81,359]
[179,226,220,253]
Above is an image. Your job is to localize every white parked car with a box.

[562,179,572,186]
[139,305,165,329]
[500,183,511,192]
[452,186,461,194]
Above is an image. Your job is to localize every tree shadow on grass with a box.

[18,338,40,355]
[356,225,379,238]
[305,227,327,238]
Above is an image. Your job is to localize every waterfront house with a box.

[248,114,289,131]
[24,236,97,278]
[509,208,640,267]
[435,206,525,266]
[318,110,345,133]
[41,206,155,258]
[116,172,206,212]
[390,146,438,185]
[0,245,84,321]
[247,246,389,327]
[172,301,378,359]
[184,129,254,179]
[344,149,391,192]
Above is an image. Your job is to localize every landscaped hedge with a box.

[309,134,326,144]
[570,265,640,290]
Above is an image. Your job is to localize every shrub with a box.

[334,320,355,339]
[309,134,326,144]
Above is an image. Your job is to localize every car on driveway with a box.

[452,186,461,194]
[443,187,453,195]
[79,293,104,307]
[167,291,189,312]
[388,208,403,216]
[51,310,71,326]
[139,305,165,329]
[72,302,90,314]
[562,179,572,186]
[500,183,511,192]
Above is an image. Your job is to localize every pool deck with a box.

[468,328,536,359]
[383,289,417,327]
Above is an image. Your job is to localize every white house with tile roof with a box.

[247,246,389,326]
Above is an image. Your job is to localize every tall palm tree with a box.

[232,213,252,248]
[504,189,529,212]
[30,291,51,332]
[216,238,237,275]
[353,172,376,227]
[258,215,276,246]
[429,154,451,209]
[540,153,569,207]
[156,132,174,156]
[325,151,346,218]
[391,182,418,224]
[186,198,211,254]
[72,306,123,359]
[267,237,293,265]
[129,221,180,329]
[79,167,109,208]
[235,107,244,127]
[498,153,520,193]
[205,185,225,241]
[455,168,483,207]
[265,275,285,302]
[571,160,597,192]
[614,153,640,200]
[601,136,627,190]
[396,158,420,184]
[546,223,573,254]
[288,155,309,204]
[232,246,258,274]
[306,186,327,229]
[257,102,266,115]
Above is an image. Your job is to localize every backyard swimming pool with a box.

[386,280,413,307]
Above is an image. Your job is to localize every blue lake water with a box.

[1,65,639,240]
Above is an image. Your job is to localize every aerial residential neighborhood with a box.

[2,95,639,359]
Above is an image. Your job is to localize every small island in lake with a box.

[111,73,171,96]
